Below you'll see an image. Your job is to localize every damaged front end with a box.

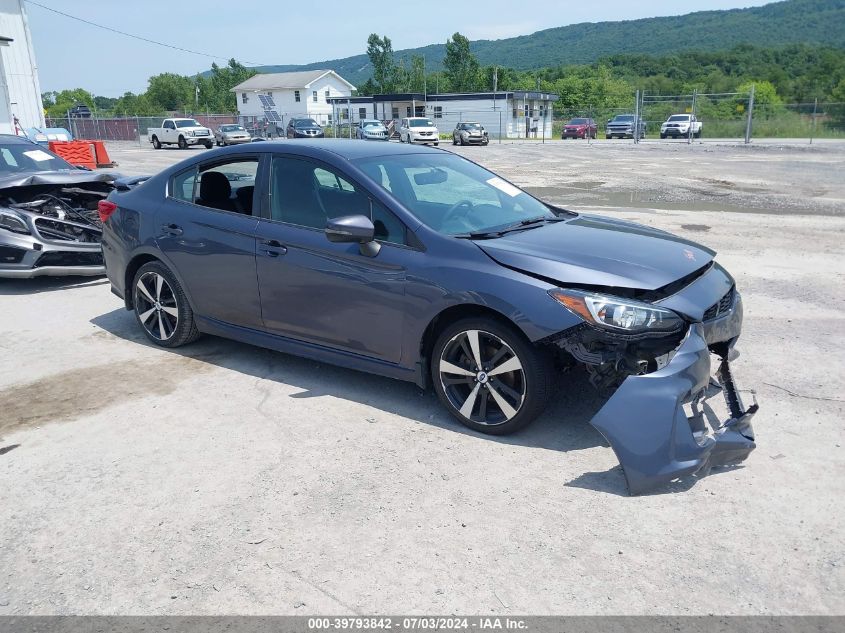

[548,263,758,494]
[0,173,115,278]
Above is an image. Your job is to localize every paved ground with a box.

[1,140,843,615]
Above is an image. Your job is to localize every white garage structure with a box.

[0,0,44,134]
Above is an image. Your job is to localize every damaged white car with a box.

[0,135,143,279]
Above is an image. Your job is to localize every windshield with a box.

[668,115,690,121]
[354,153,556,236]
[362,120,383,128]
[409,119,435,128]
[175,119,202,128]
[294,119,319,128]
[460,123,481,130]
[221,125,245,132]
[0,143,73,173]
[569,118,588,125]
[612,115,634,122]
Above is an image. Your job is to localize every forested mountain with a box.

[249,0,845,87]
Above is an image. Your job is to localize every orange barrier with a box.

[81,139,115,168]
[48,141,96,170]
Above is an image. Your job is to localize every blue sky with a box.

[28,0,773,96]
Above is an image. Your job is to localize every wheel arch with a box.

[417,303,527,389]
[123,253,197,314]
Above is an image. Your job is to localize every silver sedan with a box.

[214,124,252,146]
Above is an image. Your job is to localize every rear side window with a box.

[171,167,198,202]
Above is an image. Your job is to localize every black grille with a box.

[703,288,735,321]
[0,245,27,264]
[34,251,103,268]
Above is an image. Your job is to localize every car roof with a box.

[0,134,37,145]
[221,138,444,161]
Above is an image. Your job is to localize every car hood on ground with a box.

[0,170,116,191]
[475,215,715,291]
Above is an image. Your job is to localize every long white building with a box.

[329,91,559,139]
[0,0,44,134]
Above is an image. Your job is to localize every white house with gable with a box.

[231,70,356,127]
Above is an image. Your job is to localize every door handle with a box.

[160,223,183,236]
[260,239,287,257]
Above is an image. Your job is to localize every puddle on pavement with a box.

[525,186,834,215]
[0,355,213,436]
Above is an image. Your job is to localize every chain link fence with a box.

[44,99,845,147]
[45,115,265,143]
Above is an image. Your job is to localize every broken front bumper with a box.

[589,297,757,494]
[0,227,104,278]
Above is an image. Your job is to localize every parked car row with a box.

[561,113,703,140]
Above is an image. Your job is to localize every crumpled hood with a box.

[0,170,116,190]
[476,215,715,291]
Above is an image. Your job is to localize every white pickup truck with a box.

[660,114,702,139]
[149,118,214,150]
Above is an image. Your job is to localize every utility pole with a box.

[493,66,498,110]
[744,84,755,145]
[810,97,818,145]
[634,90,640,145]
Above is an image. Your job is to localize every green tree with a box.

[443,32,479,92]
[409,55,426,93]
[146,72,195,112]
[44,88,95,118]
[367,34,396,93]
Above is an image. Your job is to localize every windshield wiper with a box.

[457,216,565,240]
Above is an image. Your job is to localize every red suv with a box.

[562,118,597,139]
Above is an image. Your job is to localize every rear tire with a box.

[132,261,200,348]
[151,136,161,149]
[204,142,213,149]
[431,317,555,436]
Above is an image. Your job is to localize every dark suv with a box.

[606,115,646,139]
[286,118,324,139]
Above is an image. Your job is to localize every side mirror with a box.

[325,215,380,257]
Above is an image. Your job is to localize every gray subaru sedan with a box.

[100,140,757,494]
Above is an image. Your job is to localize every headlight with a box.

[0,210,30,234]
[549,288,683,333]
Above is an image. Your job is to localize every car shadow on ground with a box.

[90,307,726,497]
[0,276,109,296]
[92,310,615,446]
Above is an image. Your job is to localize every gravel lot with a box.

[1,139,843,615]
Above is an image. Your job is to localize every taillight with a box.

[98,200,118,222]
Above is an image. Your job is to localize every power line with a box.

[24,0,266,66]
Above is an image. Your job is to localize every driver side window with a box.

[270,157,407,245]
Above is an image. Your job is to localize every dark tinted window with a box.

[270,156,406,245]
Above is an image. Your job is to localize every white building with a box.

[329,91,559,139]
[231,69,356,127]
[0,0,44,134]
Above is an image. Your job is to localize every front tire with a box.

[178,136,188,149]
[132,261,200,348]
[431,317,554,435]
[204,142,213,149]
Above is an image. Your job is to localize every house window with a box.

[325,89,330,100]
[391,107,399,120]
[358,107,367,120]
[406,106,411,117]
[512,107,517,119]
[294,90,300,102]
[312,91,318,102]
[241,92,248,104]
[433,106,442,119]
